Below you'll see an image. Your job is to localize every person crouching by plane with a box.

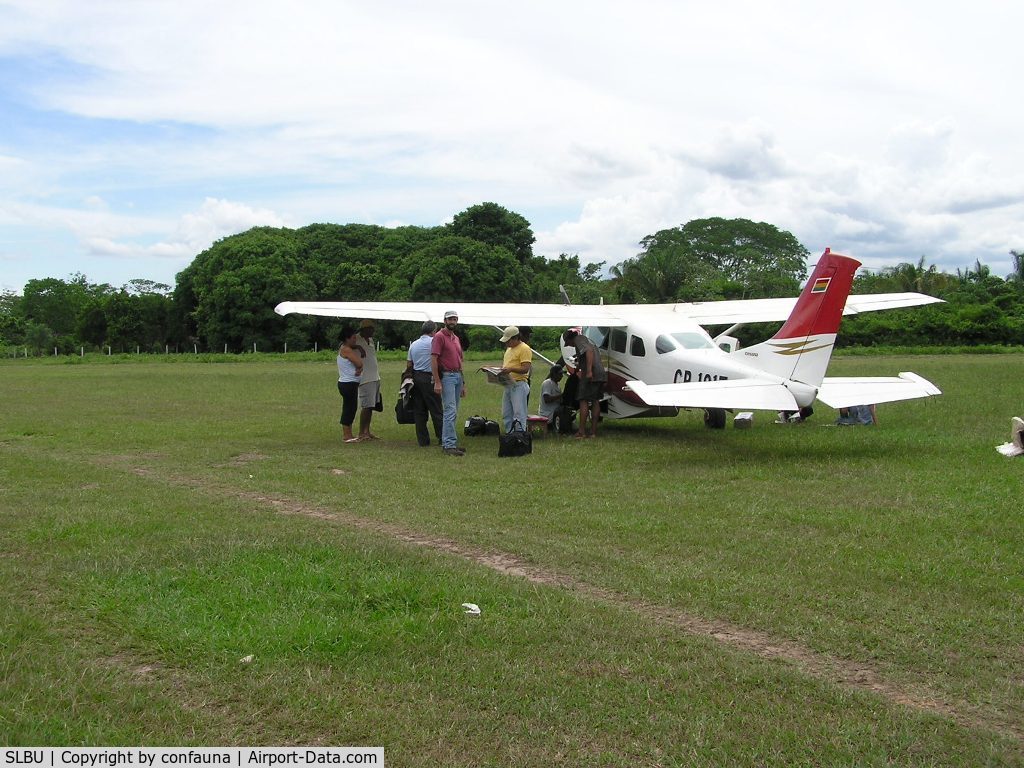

[354,319,381,440]
[432,310,466,456]
[406,320,443,447]
[562,329,606,439]
[538,365,564,431]
[498,325,532,433]
[337,326,364,444]
[836,404,877,426]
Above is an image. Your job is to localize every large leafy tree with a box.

[612,217,808,303]
[449,202,535,264]
[611,241,718,303]
[670,217,808,298]
[527,253,610,304]
[180,227,317,351]
[399,235,529,302]
[21,274,110,340]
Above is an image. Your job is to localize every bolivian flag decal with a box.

[811,277,831,293]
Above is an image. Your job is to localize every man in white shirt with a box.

[354,319,381,440]
[406,321,443,447]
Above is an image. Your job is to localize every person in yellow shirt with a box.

[498,325,532,433]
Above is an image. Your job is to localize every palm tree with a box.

[1008,250,1023,284]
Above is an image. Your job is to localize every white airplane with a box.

[275,249,943,428]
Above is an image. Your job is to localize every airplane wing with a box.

[625,378,801,411]
[274,301,629,327]
[816,372,942,408]
[275,292,942,328]
[614,292,943,326]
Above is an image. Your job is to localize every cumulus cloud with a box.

[681,124,790,182]
[3,0,1024,287]
[81,198,289,262]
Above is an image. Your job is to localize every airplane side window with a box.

[630,335,646,357]
[585,326,610,349]
[610,328,627,353]
[655,335,677,354]
[670,332,715,350]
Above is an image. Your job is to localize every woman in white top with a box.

[336,326,363,442]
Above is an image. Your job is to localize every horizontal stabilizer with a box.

[625,378,800,412]
[843,292,945,315]
[816,372,941,408]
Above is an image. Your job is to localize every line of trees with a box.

[2,203,1022,356]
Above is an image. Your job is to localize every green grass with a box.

[1,354,1022,765]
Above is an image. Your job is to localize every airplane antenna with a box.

[558,284,572,306]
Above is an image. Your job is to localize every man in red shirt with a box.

[431,310,466,456]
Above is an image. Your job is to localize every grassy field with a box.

[1,352,1022,766]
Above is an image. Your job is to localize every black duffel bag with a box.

[464,415,488,436]
[497,420,532,458]
[395,394,415,425]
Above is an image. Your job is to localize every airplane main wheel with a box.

[704,408,727,429]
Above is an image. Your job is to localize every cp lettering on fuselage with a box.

[673,369,729,383]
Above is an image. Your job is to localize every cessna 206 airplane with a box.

[275,249,943,428]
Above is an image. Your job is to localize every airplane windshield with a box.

[584,326,610,349]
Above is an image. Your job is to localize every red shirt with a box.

[431,329,464,372]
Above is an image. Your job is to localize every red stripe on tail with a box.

[773,248,860,340]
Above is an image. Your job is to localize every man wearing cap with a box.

[354,319,381,440]
[431,310,466,456]
[498,325,532,433]
[406,320,443,447]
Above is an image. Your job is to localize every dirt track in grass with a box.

[107,455,1021,745]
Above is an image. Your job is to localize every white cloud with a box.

[2,0,1024,289]
[176,198,287,250]
[79,198,289,262]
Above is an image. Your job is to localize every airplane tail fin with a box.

[733,248,860,388]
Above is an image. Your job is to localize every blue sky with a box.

[2,0,1023,294]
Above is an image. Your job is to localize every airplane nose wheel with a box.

[703,408,727,429]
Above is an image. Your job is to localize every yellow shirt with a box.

[502,342,533,382]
